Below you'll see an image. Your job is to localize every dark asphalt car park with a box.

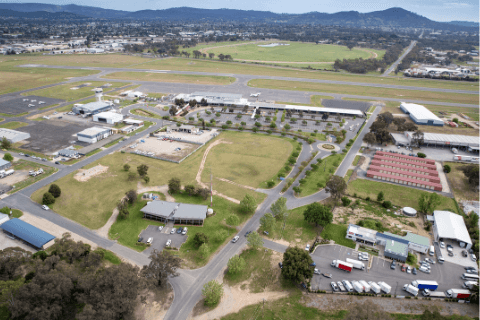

[309,244,468,294]
[17,121,96,153]
[0,95,64,115]
[140,225,188,256]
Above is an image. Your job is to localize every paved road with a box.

[382,40,417,76]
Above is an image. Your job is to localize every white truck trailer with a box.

[346,258,366,270]
[368,281,382,294]
[358,280,371,293]
[403,284,419,297]
[378,281,391,294]
[351,281,364,293]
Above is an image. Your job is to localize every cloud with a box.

[444,2,471,7]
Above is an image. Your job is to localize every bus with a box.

[461,273,479,281]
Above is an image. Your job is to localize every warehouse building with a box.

[141,200,208,225]
[400,102,444,126]
[73,101,112,116]
[77,127,113,144]
[432,210,472,250]
[0,128,30,143]
[346,224,377,245]
[0,159,11,171]
[93,111,123,124]
[0,218,55,249]
[391,132,480,149]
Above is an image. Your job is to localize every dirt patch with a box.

[134,287,174,320]
[0,170,29,185]
[74,164,109,182]
[137,183,175,202]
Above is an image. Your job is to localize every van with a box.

[342,280,354,293]
[438,257,444,264]
[429,246,435,256]
[419,266,431,274]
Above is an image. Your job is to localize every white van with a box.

[342,280,354,293]
[429,246,435,256]
[182,227,188,235]
[438,257,444,264]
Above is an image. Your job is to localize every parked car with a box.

[466,269,477,274]
[390,261,396,270]
[305,244,310,251]
[447,244,453,253]
[471,254,477,262]
[314,268,320,275]
[465,267,477,272]
[412,268,417,275]
[232,236,240,243]
[158,226,163,231]
[401,264,407,272]
[278,262,283,269]
[263,231,269,235]
[310,262,316,267]
[41,205,49,210]
[137,237,143,243]
[301,283,307,289]
[18,153,24,156]
[55,161,60,165]
[182,227,187,235]
[331,282,339,291]
[440,242,445,248]
[337,281,346,292]
[425,258,435,264]
[462,250,468,257]
[407,266,412,274]
[244,231,252,237]
[166,239,171,246]
[147,237,153,244]
[170,228,176,234]
[448,252,454,257]
[322,273,332,278]
[176,227,183,234]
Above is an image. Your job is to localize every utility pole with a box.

[210,168,213,207]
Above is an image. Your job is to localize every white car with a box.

[232,236,240,243]
[158,226,163,231]
[166,239,171,246]
[305,244,310,251]
[314,268,321,275]
[440,242,445,248]
[406,266,412,274]
[170,228,176,234]
[147,237,153,244]
[41,205,49,210]
[250,93,260,97]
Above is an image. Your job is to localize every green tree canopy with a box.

[193,233,208,248]
[227,255,246,275]
[281,247,313,283]
[260,213,276,234]
[226,214,240,226]
[2,153,13,161]
[303,202,332,227]
[48,184,61,198]
[168,177,181,194]
[325,175,347,200]
[271,197,288,221]
[239,194,257,214]
[202,280,223,306]
[246,231,263,250]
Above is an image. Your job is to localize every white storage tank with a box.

[403,207,417,217]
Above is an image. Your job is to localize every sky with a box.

[3,0,479,22]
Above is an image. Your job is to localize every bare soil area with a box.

[130,137,198,162]
[1,170,29,185]
[134,287,174,320]
[74,164,109,182]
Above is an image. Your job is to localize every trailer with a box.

[463,281,478,289]
[446,289,471,299]
[411,280,439,291]
[351,281,364,293]
[1,169,14,178]
[403,284,419,297]
[422,289,446,298]
[346,258,365,270]
[454,155,472,161]
[331,260,353,272]
[358,280,371,293]
[368,281,382,294]
[378,281,391,294]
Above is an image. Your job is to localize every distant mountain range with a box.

[0,3,477,31]
[0,8,85,19]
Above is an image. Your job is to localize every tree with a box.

[325,175,347,200]
[1,137,11,149]
[226,214,240,226]
[196,187,210,200]
[303,202,332,227]
[184,184,196,196]
[378,112,394,127]
[443,164,451,173]
[168,177,181,194]
[227,255,246,274]
[123,164,130,171]
[137,164,149,177]
[199,243,210,259]
[341,196,351,206]
[212,229,228,242]
[42,192,55,205]
[377,191,384,202]
[193,233,208,248]
[169,105,178,116]
[270,197,287,221]
[418,192,441,214]
[218,53,225,61]
[281,247,313,283]
[143,175,150,184]
[260,213,276,234]
[117,199,129,218]
[363,132,376,147]
[239,194,257,214]
[202,280,223,306]
[125,189,137,204]
[209,52,215,59]
[347,42,355,51]
[246,231,263,250]
[2,153,13,161]
[462,165,479,187]
[411,130,424,147]
[48,184,61,198]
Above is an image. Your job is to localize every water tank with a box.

[207,208,214,215]
[403,207,417,217]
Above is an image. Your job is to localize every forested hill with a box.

[0,4,476,31]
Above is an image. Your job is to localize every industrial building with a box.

[141,200,208,225]
[391,132,479,149]
[400,102,444,126]
[255,102,364,117]
[0,128,31,143]
[346,224,430,262]
[176,125,199,134]
[432,211,472,250]
[93,111,124,124]
[0,159,11,171]
[72,90,113,115]
[366,151,442,191]
[0,218,55,249]
[77,127,113,144]
[57,149,79,158]
[120,90,146,98]
[0,212,8,225]
[175,92,249,106]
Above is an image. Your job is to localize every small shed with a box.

[0,159,11,171]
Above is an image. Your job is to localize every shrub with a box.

[341,197,351,206]
[267,181,275,188]
[382,201,393,209]
[42,192,55,205]
[3,153,13,161]
[417,152,426,158]
[123,164,130,171]
[443,164,451,173]
[377,191,384,202]
[48,184,61,198]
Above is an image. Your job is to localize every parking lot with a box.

[140,225,188,256]
[0,95,63,115]
[125,136,200,162]
[380,144,478,163]
[16,120,95,154]
[309,245,470,294]
[437,239,477,268]
[0,230,36,253]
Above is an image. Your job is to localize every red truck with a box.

[446,289,471,299]
[331,260,353,272]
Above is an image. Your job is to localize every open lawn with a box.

[248,79,478,105]
[135,58,478,91]
[131,108,163,119]
[347,179,458,213]
[200,131,295,189]
[103,72,236,85]
[298,153,345,197]
[24,81,129,101]
[446,162,479,201]
[277,95,333,107]
[0,121,28,130]
[321,223,356,248]
[194,42,384,63]
[381,101,480,122]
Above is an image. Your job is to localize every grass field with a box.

[347,179,458,213]
[445,162,479,201]
[103,72,236,85]
[200,131,294,189]
[131,108,163,119]
[0,121,28,129]
[298,153,345,196]
[135,58,478,92]
[321,223,356,248]
[248,79,478,105]
[381,101,480,122]
[276,94,333,107]
[25,81,129,101]
[192,41,384,63]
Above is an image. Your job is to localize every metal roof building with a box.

[433,211,472,249]
[400,102,444,126]
[376,232,409,261]
[405,132,479,148]
[72,101,112,115]
[58,149,79,158]
[93,111,123,124]
[141,200,208,225]
[0,128,31,143]
[0,218,55,249]
[175,92,249,106]
[256,103,364,117]
[0,159,11,171]
[77,127,113,144]
[0,213,8,225]
[346,224,377,245]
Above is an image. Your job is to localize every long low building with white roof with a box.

[400,102,444,126]
[175,92,249,106]
[391,131,479,148]
[255,102,364,117]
